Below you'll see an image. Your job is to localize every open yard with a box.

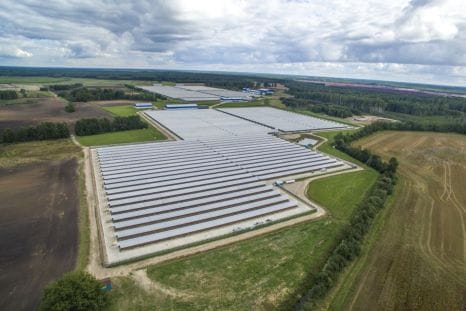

[0,159,80,310]
[328,131,466,310]
[107,169,378,310]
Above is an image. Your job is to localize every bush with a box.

[0,90,18,100]
[39,271,108,311]
[65,103,76,113]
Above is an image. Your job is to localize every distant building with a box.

[241,88,274,96]
[134,102,153,109]
[165,103,198,109]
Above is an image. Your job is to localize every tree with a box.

[40,271,108,311]
[65,103,76,113]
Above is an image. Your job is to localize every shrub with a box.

[39,271,108,311]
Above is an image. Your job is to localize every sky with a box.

[0,0,465,86]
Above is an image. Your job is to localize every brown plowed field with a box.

[0,159,79,310]
[0,97,110,129]
[336,132,466,310]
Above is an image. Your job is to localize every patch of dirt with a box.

[0,97,110,129]
[0,159,80,310]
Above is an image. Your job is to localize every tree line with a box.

[285,81,466,118]
[342,119,466,139]
[295,129,398,310]
[0,122,69,143]
[0,90,18,100]
[56,86,165,102]
[0,115,149,143]
[0,67,282,91]
[43,83,83,91]
[282,97,355,118]
[75,116,148,136]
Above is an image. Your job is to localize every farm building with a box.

[134,102,153,109]
[165,103,198,109]
[91,107,351,264]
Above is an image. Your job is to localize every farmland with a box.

[0,139,82,310]
[326,131,466,310]
[0,96,110,129]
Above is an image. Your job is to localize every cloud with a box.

[0,46,32,58]
[0,0,465,85]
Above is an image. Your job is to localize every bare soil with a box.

[0,159,80,310]
[0,97,110,129]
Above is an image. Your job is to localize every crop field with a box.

[329,131,466,310]
[0,97,110,129]
[0,139,82,310]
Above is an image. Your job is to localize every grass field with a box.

[108,168,378,310]
[326,131,466,311]
[102,105,139,117]
[76,127,165,146]
[312,130,366,165]
[76,103,166,146]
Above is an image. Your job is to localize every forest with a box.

[284,81,466,118]
[0,67,280,90]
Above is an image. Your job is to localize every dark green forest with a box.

[284,81,466,118]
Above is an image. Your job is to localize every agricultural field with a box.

[327,131,466,310]
[0,96,110,129]
[0,139,82,310]
[107,168,378,310]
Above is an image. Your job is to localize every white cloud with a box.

[0,0,465,85]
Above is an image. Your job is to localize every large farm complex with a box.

[1,68,465,311]
[91,107,352,264]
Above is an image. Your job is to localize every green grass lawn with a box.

[76,127,165,146]
[313,129,365,164]
[102,105,139,117]
[108,169,378,310]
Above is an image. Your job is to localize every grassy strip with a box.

[321,181,400,310]
[106,210,316,268]
[313,130,370,166]
[0,139,81,168]
[75,127,165,146]
[296,172,395,310]
[75,158,90,271]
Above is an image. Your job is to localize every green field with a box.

[102,105,140,117]
[108,169,378,310]
[76,127,165,146]
[313,129,366,164]
[77,104,167,146]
